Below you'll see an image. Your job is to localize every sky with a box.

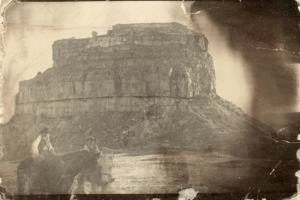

[1,1,298,124]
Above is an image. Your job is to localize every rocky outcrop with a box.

[3,22,300,197]
[15,23,216,118]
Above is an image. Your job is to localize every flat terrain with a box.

[0,152,291,196]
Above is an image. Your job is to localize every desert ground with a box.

[0,151,291,197]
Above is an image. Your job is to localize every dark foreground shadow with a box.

[14,192,296,200]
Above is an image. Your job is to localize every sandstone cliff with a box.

[3,23,298,162]
[15,23,216,118]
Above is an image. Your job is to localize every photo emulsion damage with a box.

[0,1,300,200]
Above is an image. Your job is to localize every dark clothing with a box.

[38,135,53,155]
[83,144,100,154]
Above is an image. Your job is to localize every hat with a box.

[39,127,50,134]
[86,136,97,141]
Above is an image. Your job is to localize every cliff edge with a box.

[15,23,215,118]
[2,23,298,161]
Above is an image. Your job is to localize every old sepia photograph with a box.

[0,1,300,200]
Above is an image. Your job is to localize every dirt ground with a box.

[1,151,283,196]
[0,160,19,194]
[104,152,252,194]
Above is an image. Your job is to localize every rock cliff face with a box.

[6,22,298,162]
[15,23,216,118]
[3,21,299,198]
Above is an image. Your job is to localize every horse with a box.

[16,150,101,196]
[73,152,115,195]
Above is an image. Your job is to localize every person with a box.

[83,136,115,184]
[31,127,56,159]
[83,136,100,154]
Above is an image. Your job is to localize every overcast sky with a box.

[2,1,299,123]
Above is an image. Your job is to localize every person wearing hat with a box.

[31,127,56,158]
[83,136,100,154]
[82,136,116,183]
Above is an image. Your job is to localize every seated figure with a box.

[83,136,100,154]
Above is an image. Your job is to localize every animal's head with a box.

[97,152,114,168]
[78,152,115,193]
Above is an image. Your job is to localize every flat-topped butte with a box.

[16,23,216,118]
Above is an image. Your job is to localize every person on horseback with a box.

[83,136,100,154]
[82,136,116,184]
[27,127,56,193]
[31,127,56,159]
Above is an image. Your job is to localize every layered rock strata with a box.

[15,23,216,118]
